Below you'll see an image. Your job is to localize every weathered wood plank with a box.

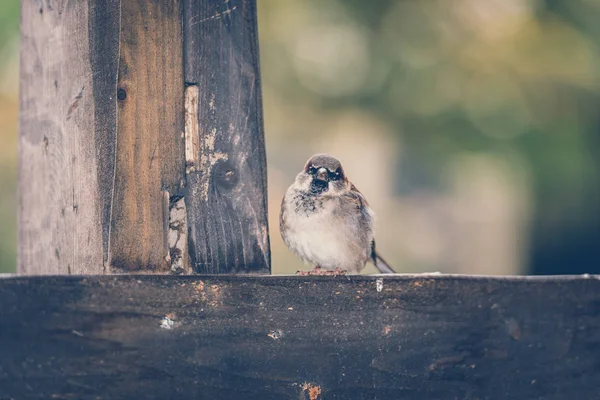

[110,0,186,272]
[21,0,269,275]
[20,0,189,274]
[0,275,599,399]
[18,0,120,274]
[183,0,270,273]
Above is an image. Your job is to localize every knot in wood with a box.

[117,88,127,101]
[214,159,238,191]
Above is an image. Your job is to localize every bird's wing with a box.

[342,183,374,221]
[347,183,369,207]
[346,183,396,274]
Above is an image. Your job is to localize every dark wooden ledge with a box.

[1,274,599,399]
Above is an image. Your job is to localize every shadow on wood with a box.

[1,274,599,399]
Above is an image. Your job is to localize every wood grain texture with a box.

[20,0,269,275]
[183,0,270,273]
[111,0,186,272]
[18,0,119,274]
[89,0,121,270]
[0,274,599,399]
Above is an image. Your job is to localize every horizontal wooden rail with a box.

[1,274,599,399]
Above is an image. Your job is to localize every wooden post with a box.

[18,0,270,275]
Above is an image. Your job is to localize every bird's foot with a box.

[330,267,347,276]
[296,266,347,276]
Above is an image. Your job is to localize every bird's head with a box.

[295,153,348,196]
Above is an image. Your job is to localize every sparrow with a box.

[280,153,395,275]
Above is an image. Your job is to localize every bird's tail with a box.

[370,242,396,274]
[374,252,395,274]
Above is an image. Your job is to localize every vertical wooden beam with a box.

[183,0,270,273]
[19,0,186,275]
[110,0,186,272]
[20,0,269,274]
[19,0,120,274]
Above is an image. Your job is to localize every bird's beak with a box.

[316,168,328,182]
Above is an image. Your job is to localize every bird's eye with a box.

[307,166,317,175]
[329,168,342,181]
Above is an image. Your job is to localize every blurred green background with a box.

[2,0,599,275]
[0,0,19,273]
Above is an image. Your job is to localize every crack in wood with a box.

[188,5,237,26]
[168,196,189,274]
[184,85,199,174]
[65,86,85,121]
